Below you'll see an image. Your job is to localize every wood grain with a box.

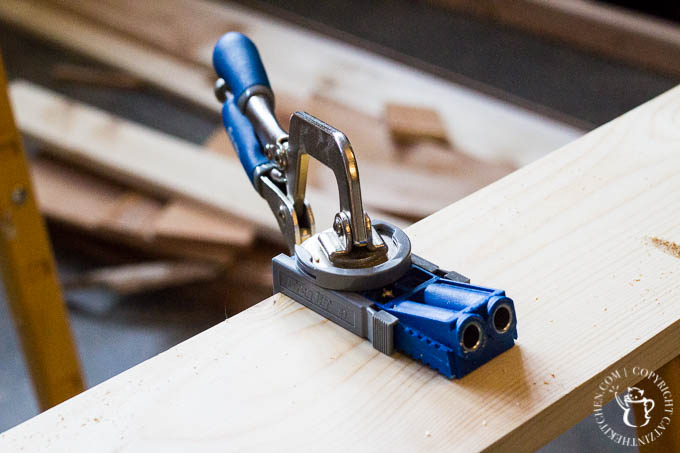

[2,79,679,453]
[31,158,245,263]
[152,201,254,248]
[31,157,127,231]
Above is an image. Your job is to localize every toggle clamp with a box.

[212,32,517,378]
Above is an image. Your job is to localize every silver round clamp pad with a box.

[294,221,412,291]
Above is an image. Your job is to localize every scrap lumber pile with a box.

[1,0,582,313]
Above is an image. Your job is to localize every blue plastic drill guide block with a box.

[362,263,517,378]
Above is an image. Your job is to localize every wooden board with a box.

[431,0,680,78]
[385,103,450,144]
[60,261,222,295]
[0,0,582,166]
[46,0,240,65]
[31,158,248,262]
[10,82,394,240]
[49,63,146,89]
[31,157,128,231]
[152,201,253,248]
[2,78,679,452]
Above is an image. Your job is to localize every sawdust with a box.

[648,236,680,259]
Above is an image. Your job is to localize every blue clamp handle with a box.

[213,32,273,187]
[221,97,269,188]
[213,32,272,110]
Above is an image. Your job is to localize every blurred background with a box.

[1,1,678,450]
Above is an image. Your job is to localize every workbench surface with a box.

[2,86,680,453]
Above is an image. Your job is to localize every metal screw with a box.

[264,143,276,160]
[269,167,286,184]
[11,186,27,206]
[214,78,228,103]
[333,215,343,236]
[274,146,287,170]
[278,205,287,222]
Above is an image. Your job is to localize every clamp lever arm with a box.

[213,32,313,252]
[213,32,384,265]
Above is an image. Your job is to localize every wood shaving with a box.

[648,236,680,259]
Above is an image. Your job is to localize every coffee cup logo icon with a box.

[592,367,673,447]
[614,386,655,428]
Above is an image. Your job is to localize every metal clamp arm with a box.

[287,112,386,262]
[288,112,367,245]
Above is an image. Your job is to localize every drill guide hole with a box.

[493,305,512,334]
[461,323,482,352]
